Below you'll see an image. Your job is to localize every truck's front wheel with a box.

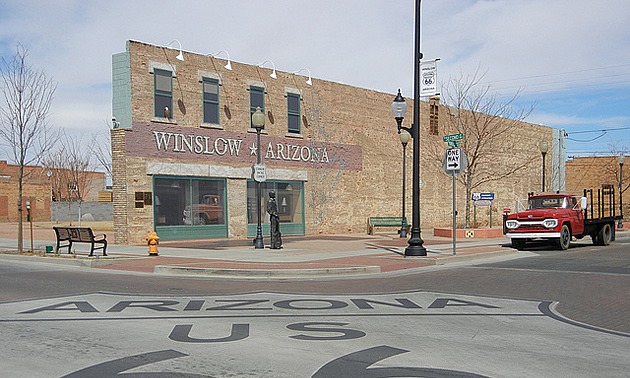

[556,224,571,250]
[597,223,613,246]
[511,239,526,250]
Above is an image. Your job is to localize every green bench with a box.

[367,217,409,235]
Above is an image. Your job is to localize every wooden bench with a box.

[53,227,108,256]
[367,217,409,235]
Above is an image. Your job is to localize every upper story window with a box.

[203,78,219,125]
[250,86,265,129]
[429,99,439,136]
[287,93,301,134]
[154,69,173,119]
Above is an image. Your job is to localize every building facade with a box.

[111,40,559,244]
[566,155,627,217]
[0,160,106,222]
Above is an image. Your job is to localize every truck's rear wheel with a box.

[556,224,571,250]
[511,239,526,250]
[597,223,612,246]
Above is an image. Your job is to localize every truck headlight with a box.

[505,220,519,229]
[542,218,558,229]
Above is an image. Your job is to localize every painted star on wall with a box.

[249,143,257,155]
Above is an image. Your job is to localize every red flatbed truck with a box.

[504,188,623,250]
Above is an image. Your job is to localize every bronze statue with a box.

[267,191,282,249]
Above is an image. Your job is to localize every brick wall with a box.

[112,40,556,243]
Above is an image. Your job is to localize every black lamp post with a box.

[539,140,549,192]
[393,0,427,256]
[399,129,411,238]
[392,86,426,255]
[619,153,626,229]
[252,106,266,249]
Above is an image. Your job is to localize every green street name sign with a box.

[448,140,460,147]
[443,133,464,142]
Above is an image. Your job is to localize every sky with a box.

[1,0,629,166]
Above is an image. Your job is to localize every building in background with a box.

[0,160,107,222]
[111,40,561,244]
[566,155,627,217]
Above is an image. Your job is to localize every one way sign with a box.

[446,148,461,170]
[441,148,467,176]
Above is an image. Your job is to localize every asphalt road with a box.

[1,234,629,377]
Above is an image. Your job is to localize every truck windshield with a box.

[528,196,568,210]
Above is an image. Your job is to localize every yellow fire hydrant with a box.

[146,231,159,256]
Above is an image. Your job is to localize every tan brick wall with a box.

[111,128,129,243]
[566,156,627,217]
[112,40,557,242]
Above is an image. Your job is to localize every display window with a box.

[246,180,304,236]
[153,176,227,240]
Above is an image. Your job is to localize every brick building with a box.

[566,155,627,217]
[0,160,105,222]
[111,40,562,244]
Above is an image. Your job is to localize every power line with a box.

[569,126,630,135]
[485,63,630,85]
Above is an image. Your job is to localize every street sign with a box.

[472,192,495,201]
[447,140,459,148]
[443,133,463,143]
[441,148,467,177]
[473,200,493,207]
[446,148,461,171]
[252,163,267,182]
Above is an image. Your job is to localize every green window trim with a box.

[154,68,173,119]
[153,176,228,241]
[203,78,220,124]
[246,180,305,237]
[249,86,265,129]
[287,93,301,134]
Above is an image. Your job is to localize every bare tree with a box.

[0,44,57,253]
[43,134,92,226]
[89,120,113,182]
[436,68,535,227]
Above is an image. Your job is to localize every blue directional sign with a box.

[472,192,495,201]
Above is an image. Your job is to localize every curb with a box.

[416,249,518,265]
[0,253,147,268]
[153,265,382,278]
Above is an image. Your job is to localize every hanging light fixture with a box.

[209,50,232,70]
[257,60,277,79]
[292,68,312,85]
[163,39,184,61]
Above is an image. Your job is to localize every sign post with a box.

[472,193,495,228]
[442,148,468,255]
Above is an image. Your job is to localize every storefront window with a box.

[247,181,303,224]
[154,177,225,227]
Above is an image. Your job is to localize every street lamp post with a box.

[391,91,426,254]
[399,130,411,238]
[539,140,549,192]
[619,153,626,229]
[252,107,266,249]
[404,0,428,256]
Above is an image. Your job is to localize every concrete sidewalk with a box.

[0,225,519,278]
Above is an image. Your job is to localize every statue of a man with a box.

[267,191,282,249]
